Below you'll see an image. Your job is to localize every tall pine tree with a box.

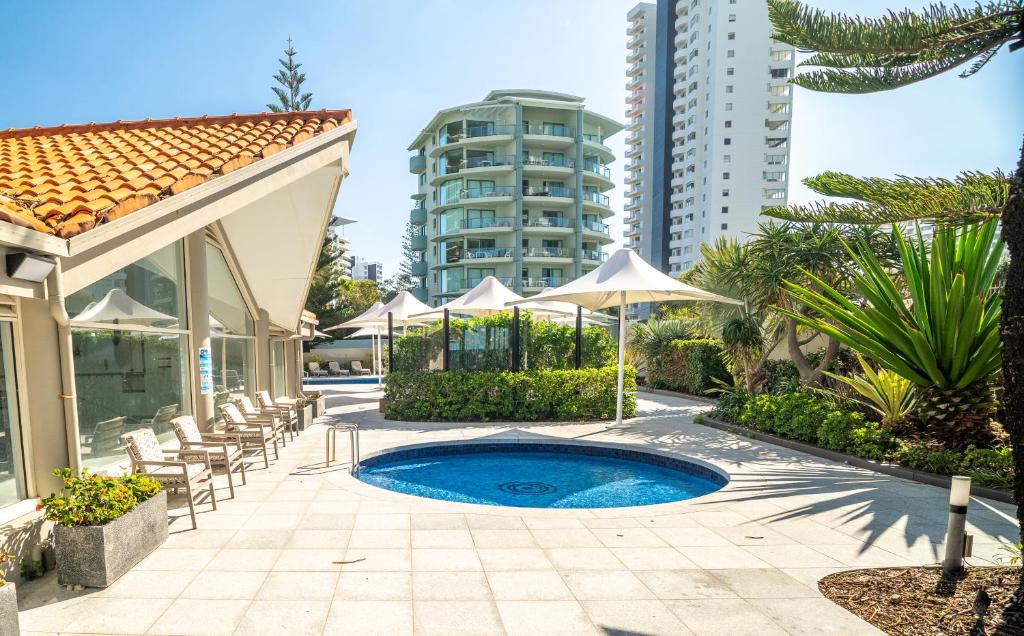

[268,36,313,112]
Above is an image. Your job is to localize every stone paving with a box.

[16,383,1020,635]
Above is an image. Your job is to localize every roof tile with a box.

[0,109,351,238]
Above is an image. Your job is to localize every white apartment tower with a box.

[624,0,795,287]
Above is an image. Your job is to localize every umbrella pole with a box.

[376,331,383,385]
[616,291,626,426]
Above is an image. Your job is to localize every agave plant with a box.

[629,319,697,375]
[780,220,1003,446]
[824,354,917,427]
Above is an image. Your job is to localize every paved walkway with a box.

[17,384,1020,635]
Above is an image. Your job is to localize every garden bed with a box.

[819,567,1024,635]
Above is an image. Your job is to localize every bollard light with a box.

[942,475,972,576]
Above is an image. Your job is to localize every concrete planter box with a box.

[297,404,313,430]
[0,583,18,635]
[54,490,168,588]
[313,396,326,418]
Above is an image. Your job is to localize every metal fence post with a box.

[387,311,394,373]
[511,306,521,372]
[574,306,583,369]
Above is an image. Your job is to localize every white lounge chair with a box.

[350,360,371,376]
[172,416,246,498]
[218,403,280,468]
[327,361,350,377]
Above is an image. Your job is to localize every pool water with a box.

[357,446,725,508]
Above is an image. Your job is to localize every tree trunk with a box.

[1001,137,1024,547]
[786,318,840,385]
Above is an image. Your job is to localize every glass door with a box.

[0,321,24,508]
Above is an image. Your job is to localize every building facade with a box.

[624,0,795,314]
[329,217,355,279]
[350,255,383,282]
[407,90,622,305]
[0,111,356,544]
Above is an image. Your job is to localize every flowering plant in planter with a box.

[39,468,162,527]
[0,551,13,586]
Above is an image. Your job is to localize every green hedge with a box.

[714,390,1014,489]
[383,366,636,422]
[647,338,731,395]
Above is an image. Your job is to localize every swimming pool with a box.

[356,443,727,508]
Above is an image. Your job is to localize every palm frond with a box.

[764,171,1011,224]
[767,0,1024,93]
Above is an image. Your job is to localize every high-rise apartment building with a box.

[328,216,356,279]
[624,0,796,313]
[349,255,383,282]
[407,90,622,305]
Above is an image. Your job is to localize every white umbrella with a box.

[411,276,572,319]
[73,288,177,325]
[324,301,387,380]
[507,248,741,425]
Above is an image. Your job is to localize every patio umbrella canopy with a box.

[411,276,572,319]
[507,248,741,424]
[73,288,178,325]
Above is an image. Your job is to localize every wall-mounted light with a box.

[6,251,57,283]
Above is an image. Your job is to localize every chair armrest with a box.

[133,459,188,469]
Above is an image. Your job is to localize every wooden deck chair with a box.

[257,391,300,438]
[219,402,281,467]
[237,396,291,444]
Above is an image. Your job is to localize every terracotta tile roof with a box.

[0,110,352,239]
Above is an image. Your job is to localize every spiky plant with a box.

[268,37,313,112]
[825,354,918,427]
[781,221,1003,446]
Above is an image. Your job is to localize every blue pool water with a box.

[357,444,726,508]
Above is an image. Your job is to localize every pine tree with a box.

[399,222,417,286]
[764,0,1024,554]
[267,36,313,112]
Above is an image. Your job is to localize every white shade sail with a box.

[345,326,388,338]
[325,301,385,331]
[72,288,178,325]
[506,248,742,311]
[337,292,436,328]
[505,248,740,426]
[412,276,574,319]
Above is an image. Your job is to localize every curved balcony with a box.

[410,207,427,225]
[438,185,517,208]
[582,220,610,236]
[523,124,574,138]
[581,250,608,263]
[411,260,428,277]
[464,276,514,290]
[523,185,573,200]
[524,247,572,259]
[412,287,429,302]
[409,155,426,174]
[411,234,427,251]
[582,160,611,180]
[462,247,515,261]
[432,124,516,155]
[522,156,574,170]
[582,191,610,208]
[443,217,515,235]
[523,276,562,290]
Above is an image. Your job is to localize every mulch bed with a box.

[820,567,1024,635]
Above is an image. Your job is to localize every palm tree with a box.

[765,0,1024,550]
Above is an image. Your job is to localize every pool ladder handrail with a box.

[326,422,360,474]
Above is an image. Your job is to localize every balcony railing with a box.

[461,185,517,200]
[445,217,515,233]
[582,133,606,144]
[464,124,516,139]
[523,124,574,138]
[523,156,574,169]
[463,247,515,259]
[465,277,514,290]
[523,185,572,198]
[583,191,610,206]
[525,217,573,229]
[523,276,562,288]
[581,250,609,262]
[525,247,572,258]
[583,160,611,179]
[582,220,610,234]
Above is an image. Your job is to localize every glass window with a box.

[0,323,24,507]
[272,340,287,398]
[207,243,256,411]
[69,240,190,470]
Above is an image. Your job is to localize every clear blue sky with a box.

[2,0,1021,276]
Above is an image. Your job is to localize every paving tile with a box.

[414,600,505,635]
[411,513,469,529]
[544,547,624,570]
[651,526,732,547]
[286,529,351,549]
[348,529,410,548]
[580,517,643,529]
[335,571,413,600]
[666,598,788,635]
[271,548,345,572]
[353,513,411,530]
[477,548,554,571]
[582,599,692,635]
[341,548,412,571]
[487,570,574,600]
[148,598,250,635]
[228,529,294,549]
[636,514,701,528]
[496,600,597,635]
[165,529,238,550]
[207,548,281,571]
[59,597,172,634]
[234,599,329,635]
[466,514,527,529]
[710,568,820,598]
[561,570,654,600]
[323,600,413,635]
[241,513,304,530]
[590,527,667,548]
[413,571,493,600]
[675,545,772,569]
[609,547,698,570]
[412,548,483,571]
[748,597,884,635]
[530,528,602,548]
[135,548,218,571]
[301,513,357,529]
[182,570,268,600]
[257,571,339,600]
[635,570,739,600]
[524,517,587,529]
[743,544,847,568]
[412,529,475,548]
[96,569,195,598]
[471,529,538,548]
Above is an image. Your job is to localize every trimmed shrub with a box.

[648,339,731,395]
[383,366,636,422]
[760,359,800,394]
